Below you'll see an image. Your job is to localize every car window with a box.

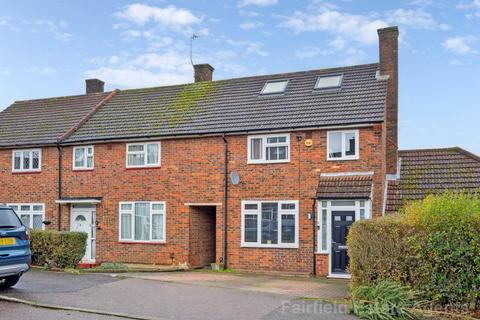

[0,209,22,228]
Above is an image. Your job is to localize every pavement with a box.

[0,269,355,320]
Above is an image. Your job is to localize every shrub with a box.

[30,230,87,269]
[350,281,420,320]
[348,193,480,309]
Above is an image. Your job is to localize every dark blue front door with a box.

[331,211,355,274]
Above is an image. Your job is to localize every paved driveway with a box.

[0,270,355,320]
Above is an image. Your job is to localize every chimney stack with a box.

[194,64,214,82]
[378,26,399,175]
[85,79,105,94]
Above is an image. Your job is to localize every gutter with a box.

[222,133,228,268]
[311,198,317,276]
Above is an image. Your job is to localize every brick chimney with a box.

[378,26,399,175]
[194,64,214,82]
[85,79,105,94]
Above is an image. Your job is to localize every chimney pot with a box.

[86,79,105,94]
[193,64,214,82]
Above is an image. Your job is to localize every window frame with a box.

[260,79,289,95]
[326,130,359,161]
[125,142,161,168]
[241,200,299,249]
[118,201,166,243]
[7,203,45,230]
[72,146,94,170]
[314,74,344,90]
[247,133,291,164]
[12,149,42,173]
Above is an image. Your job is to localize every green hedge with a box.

[30,230,87,269]
[348,193,480,308]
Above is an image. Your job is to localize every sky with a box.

[0,0,479,153]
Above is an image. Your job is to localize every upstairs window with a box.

[12,149,41,172]
[73,146,94,170]
[248,134,290,164]
[327,130,359,160]
[126,142,161,168]
[315,74,343,90]
[260,80,288,95]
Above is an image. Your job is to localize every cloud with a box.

[23,19,72,41]
[386,8,449,30]
[238,0,278,7]
[239,21,264,30]
[443,36,477,55]
[456,0,480,18]
[226,39,269,56]
[29,66,58,75]
[115,4,201,33]
[294,46,334,59]
[278,10,387,44]
[0,16,20,31]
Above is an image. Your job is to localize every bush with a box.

[350,281,420,320]
[30,230,87,269]
[348,193,480,309]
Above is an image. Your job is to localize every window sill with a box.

[326,157,359,161]
[247,160,290,165]
[241,244,298,249]
[118,241,166,245]
[12,171,42,174]
[125,166,161,170]
[72,168,94,172]
[315,251,329,255]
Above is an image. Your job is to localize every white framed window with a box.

[7,203,45,230]
[119,202,166,243]
[126,142,161,168]
[12,149,41,172]
[327,130,359,160]
[315,74,343,90]
[73,146,94,170]
[317,199,370,253]
[260,80,288,95]
[247,134,290,164]
[241,200,299,248]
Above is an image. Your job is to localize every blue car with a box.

[0,205,31,289]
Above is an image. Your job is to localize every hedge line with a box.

[30,230,87,269]
[348,193,480,308]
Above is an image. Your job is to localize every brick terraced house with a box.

[1,26,479,277]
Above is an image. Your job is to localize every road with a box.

[0,269,355,320]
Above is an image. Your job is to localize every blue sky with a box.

[0,0,479,152]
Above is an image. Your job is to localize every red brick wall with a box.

[0,125,386,275]
[189,206,216,267]
[315,254,329,277]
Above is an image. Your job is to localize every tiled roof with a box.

[385,147,480,213]
[64,63,387,143]
[316,175,373,199]
[0,92,111,147]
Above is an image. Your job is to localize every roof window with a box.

[314,74,343,90]
[260,80,288,95]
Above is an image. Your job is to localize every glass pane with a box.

[128,144,144,152]
[134,203,150,241]
[360,200,365,208]
[152,203,164,211]
[87,147,94,155]
[261,80,287,94]
[87,156,93,168]
[328,132,342,158]
[33,214,43,229]
[267,136,286,144]
[360,209,365,220]
[244,204,258,210]
[128,153,145,166]
[121,204,132,211]
[121,214,132,239]
[23,152,30,169]
[321,201,327,208]
[32,151,40,169]
[250,138,262,160]
[266,146,287,161]
[261,203,278,244]
[9,205,18,211]
[147,144,159,164]
[14,152,21,170]
[315,75,342,89]
[75,148,85,167]
[75,215,87,222]
[331,200,356,206]
[244,214,257,242]
[321,210,327,251]
[20,205,30,211]
[281,214,295,243]
[33,205,43,211]
[91,239,96,259]
[151,214,163,240]
[20,214,30,227]
[281,203,296,210]
[345,132,356,156]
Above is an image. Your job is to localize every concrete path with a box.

[0,270,355,320]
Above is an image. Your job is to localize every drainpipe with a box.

[56,143,62,231]
[311,198,317,276]
[222,134,228,268]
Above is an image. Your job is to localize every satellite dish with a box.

[230,171,240,185]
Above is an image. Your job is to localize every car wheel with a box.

[0,275,20,289]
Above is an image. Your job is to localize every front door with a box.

[331,211,355,274]
[70,206,96,262]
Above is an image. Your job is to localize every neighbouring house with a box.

[1,26,478,277]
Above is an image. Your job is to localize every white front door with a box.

[70,206,96,262]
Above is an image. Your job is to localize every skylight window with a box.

[260,80,288,95]
[315,74,343,90]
